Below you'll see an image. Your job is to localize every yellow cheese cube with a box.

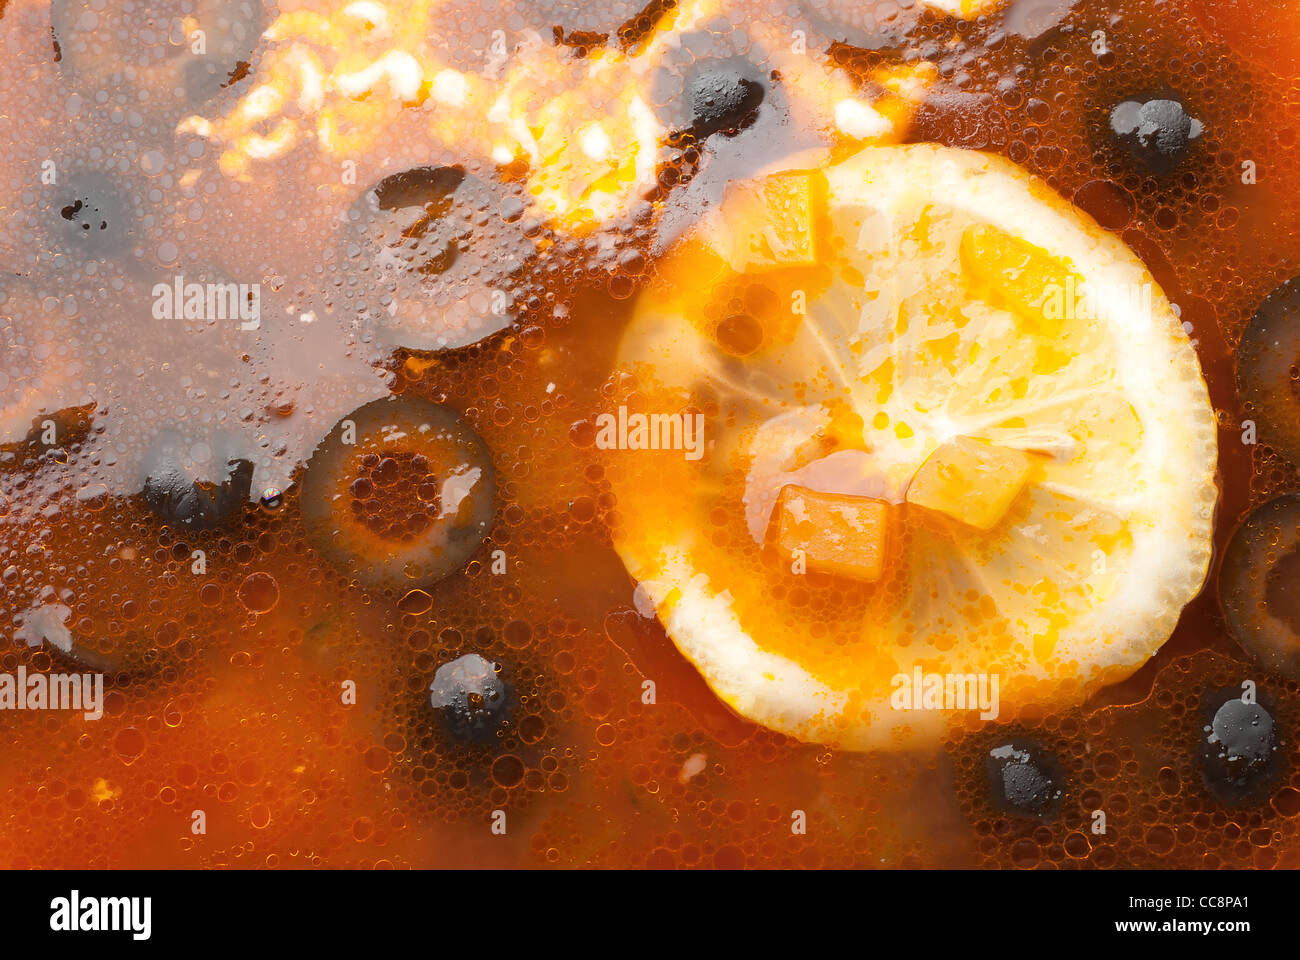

[960,223,1075,336]
[720,170,825,273]
[906,437,1033,531]
[772,485,890,582]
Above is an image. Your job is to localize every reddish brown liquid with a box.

[1,0,1300,868]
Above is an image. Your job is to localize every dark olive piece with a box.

[142,448,254,531]
[1220,494,1300,681]
[1200,688,1281,806]
[685,63,765,139]
[986,739,1065,819]
[300,396,497,590]
[428,653,515,744]
[1109,97,1203,173]
[1236,277,1300,464]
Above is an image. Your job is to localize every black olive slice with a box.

[347,166,537,352]
[1220,494,1300,680]
[1236,277,1300,464]
[300,396,497,590]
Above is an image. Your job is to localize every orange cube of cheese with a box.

[906,437,1033,531]
[772,485,891,582]
[719,170,825,273]
[960,223,1076,337]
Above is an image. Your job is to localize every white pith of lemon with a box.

[608,143,1218,752]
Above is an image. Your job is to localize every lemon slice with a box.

[607,143,1217,751]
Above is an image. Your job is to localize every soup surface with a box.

[2,0,1300,868]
